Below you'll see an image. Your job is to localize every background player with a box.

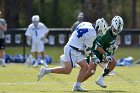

[71,12,84,32]
[0,17,7,67]
[25,15,49,67]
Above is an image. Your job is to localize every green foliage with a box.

[32,0,81,28]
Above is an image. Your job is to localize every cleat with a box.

[33,63,38,67]
[108,71,116,76]
[72,86,88,92]
[37,66,50,81]
[96,76,107,88]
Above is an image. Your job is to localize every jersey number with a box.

[35,30,37,37]
[77,28,88,38]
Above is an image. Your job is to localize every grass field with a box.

[0,64,140,93]
[0,46,139,93]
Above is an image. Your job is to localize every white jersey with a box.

[25,22,49,42]
[67,22,96,50]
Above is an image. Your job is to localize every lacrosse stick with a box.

[99,63,116,76]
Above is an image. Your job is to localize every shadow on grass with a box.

[39,90,73,93]
[88,90,126,93]
[39,90,126,93]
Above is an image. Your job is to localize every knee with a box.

[64,68,72,74]
[86,70,95,77]
[112,59,117,65]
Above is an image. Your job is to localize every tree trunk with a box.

[25,0,33,26]
[3,0,20,28]
[81,0,103,23]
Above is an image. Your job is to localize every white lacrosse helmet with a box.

[32,15,40,22]
[32,15,40,26]
[111,16,124,35]
[95,18,108,36]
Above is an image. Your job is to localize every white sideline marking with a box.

[0,81,139,86]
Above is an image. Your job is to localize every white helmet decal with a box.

[95,18,108,36]
[111,16,124,35]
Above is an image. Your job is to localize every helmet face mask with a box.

[111,16,124,35]
[95,18,108,36]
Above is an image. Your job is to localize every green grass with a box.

[0,64,140,93]
[1,46,140,93]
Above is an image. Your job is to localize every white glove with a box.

[27,37,31,46]
[40,36,49,44]
[43,38,48,44]
[110,44,118,51]
[103,53,113,62]
[83,45,92,56]
[91,55,100,64]
[40,36,46,41]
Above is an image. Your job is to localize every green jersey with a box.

[86,28,117,63]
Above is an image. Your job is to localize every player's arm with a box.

[0,20,7,31]
[95,40,112,62]
[25,27,32,45]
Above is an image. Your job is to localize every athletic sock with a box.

[74,82,81,87]
[2,58,5,65]
[0,58,2,65]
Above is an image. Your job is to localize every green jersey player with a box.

[81,16,124,88]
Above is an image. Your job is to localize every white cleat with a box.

[37,66,50,81]
[33,62,38,67]
[108,71,116,76]
[96,76,107,88]
[72,86,88,92]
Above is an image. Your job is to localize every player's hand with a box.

[83,46,92,56]
[103,53,113,62]
[91,55,100,64]
[40,37,46,41]
[27,37,32,45]
[110,44,118,51]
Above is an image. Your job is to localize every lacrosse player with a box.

[81,16,124,88]
[71,12,84,32]
[37,18,108,92]
[0,17,7,67]
[25,15,49,67]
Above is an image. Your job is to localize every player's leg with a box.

[33,52,39,67]
[37,60,73,81]
[0,39,6,67]
[37,45,74,80]
[81,61,97,82]
[40,42,47,67]
[72,59,89,92]
[96,57,117,88]
[72,51,91,92]
[31,42,39,67]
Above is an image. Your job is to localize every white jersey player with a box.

[37,22,97,92]
[25,15,49,67]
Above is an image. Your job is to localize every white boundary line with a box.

[0,81,139,86]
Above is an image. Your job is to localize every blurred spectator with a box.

[71,12,84,32]
[25,15,49,67]
[0,14,7,67]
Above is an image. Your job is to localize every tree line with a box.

[0,0,139,28]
